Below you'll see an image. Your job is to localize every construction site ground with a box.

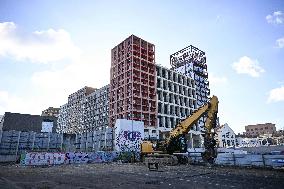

[0,163,284,189]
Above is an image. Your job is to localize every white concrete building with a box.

[57,85,110,134]
[215,123,236,148]
[156,65,204,147]
[156,64,197,131]
[84,84,109,132]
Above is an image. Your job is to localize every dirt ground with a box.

[0,163,284,189]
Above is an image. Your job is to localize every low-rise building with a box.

[215,123,236,148]
[245,123,276,137]
[41,107,60,117]
[1,112,57,133]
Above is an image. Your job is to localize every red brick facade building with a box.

[109,35,157,129]
[245,123,276,137]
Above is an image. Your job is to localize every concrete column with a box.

[92,130,95,151]
[47,132,50,151]
[15,131,21,156]
[104,130,107,150]
[85,133,88,152]
[98,131,101,151]
[162,117,165,128]
[190,133,193,148]
[32,132,35,150]
[60,133,63,152]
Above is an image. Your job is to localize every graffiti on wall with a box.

[21,152,65,166]
[114,119,144,152]
[65,152,89,164]
[116,130,142,152]
[20,151,132,166]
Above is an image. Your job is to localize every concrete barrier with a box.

[215,153,284,168]
[0,155,19,162]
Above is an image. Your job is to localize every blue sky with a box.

[0,0,283,133]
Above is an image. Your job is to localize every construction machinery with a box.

[142,95,219,165]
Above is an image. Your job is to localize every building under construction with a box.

[57,35,210,146]
[109,35,157,134]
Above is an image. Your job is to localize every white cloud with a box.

[31,54,110,108]
[275,37,284,48]
[208,73,228,86]
[267,86,284,103]
[266,11,284,25]
[0,22,81,63]
[232,56,265,77]
[0,22,110,115]
[0,91,40,115]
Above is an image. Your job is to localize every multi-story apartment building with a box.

[109,35,157,134]
[57,103,69,133]
[41,107,60,117]
[57,36,211,147]
[67,86,96,133]
[245,123,276,137]
[156,64,197,132]
[57,86,110,134]
[165,45,210,147]
[84,85,109,132]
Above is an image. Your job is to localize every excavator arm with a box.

[165,95,219,163]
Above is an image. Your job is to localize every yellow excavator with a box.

[141,95,219,165]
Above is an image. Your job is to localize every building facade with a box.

[156,64,197,132]
[67,86,96,133]
[57,36,211,146]
[109,35,157,133]
[57,86,110,134]
[41,107,60,117]
[245,123,276,137]
[84,85,109,132]
[170,45,210,130]
[57,103,69,133]
[215,123,236,148]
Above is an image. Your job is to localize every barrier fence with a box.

[188,152,284,168]
[0,129,114,156]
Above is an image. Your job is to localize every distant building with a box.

[235,136,276,147]
[245,123,276,137]
[41,107,60,117]
[215,123,236,148]
[66,86,96,133]
[83,84,109,132]
[0,112,57,133]
[57,85,110,134]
